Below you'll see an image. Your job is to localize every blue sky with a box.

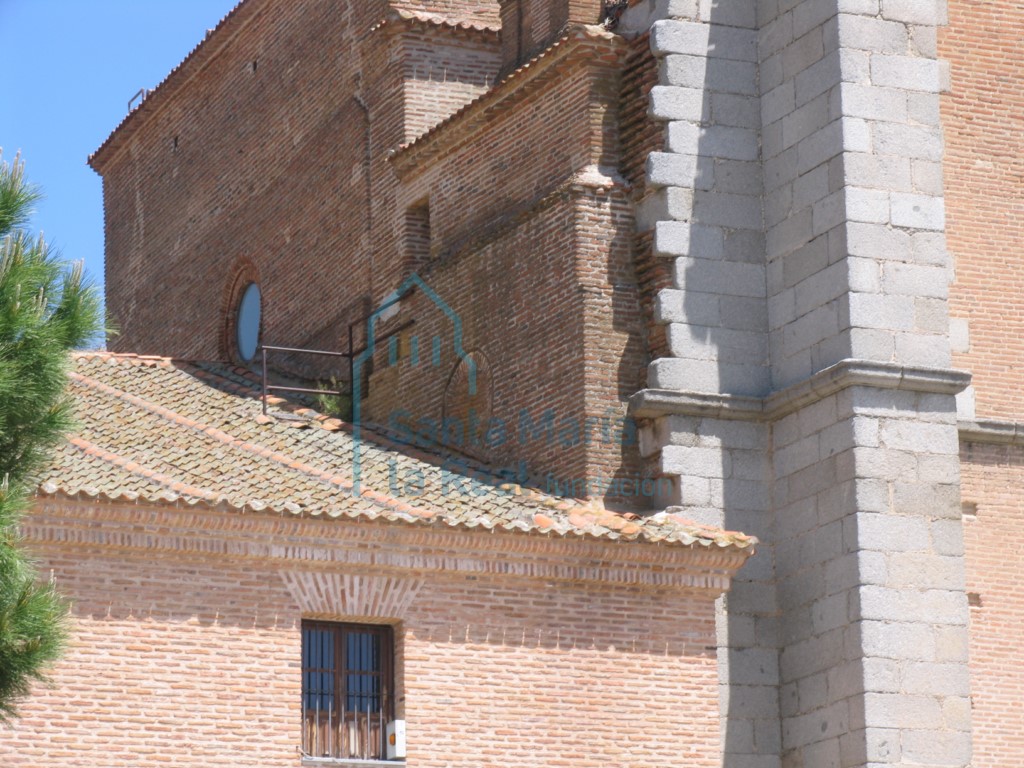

[0,0,240,323]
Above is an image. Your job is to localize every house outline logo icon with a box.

[351,272,476,495]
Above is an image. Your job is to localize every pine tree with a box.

[0,151,102,721]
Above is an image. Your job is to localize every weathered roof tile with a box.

[38,352,757,553]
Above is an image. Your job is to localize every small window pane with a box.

[236,282,261,361]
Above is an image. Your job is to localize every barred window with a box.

[301,621,394,761]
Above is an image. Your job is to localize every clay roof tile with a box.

[38,351,758,554]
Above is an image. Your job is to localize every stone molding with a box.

[630,358,972,421]
[25,498,748,594]
[959,418,1024,446]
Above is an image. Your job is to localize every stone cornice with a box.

[25,498,750,595]
[958,418,1024,446]
[630,359,972,422]
[766,359,971,420]
[629,389,763,421]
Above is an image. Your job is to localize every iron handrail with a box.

[258,317,415,415]
[259,345,349,415]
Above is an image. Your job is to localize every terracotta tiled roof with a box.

[37,352,756,552]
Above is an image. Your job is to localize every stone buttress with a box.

[623,0,970,765]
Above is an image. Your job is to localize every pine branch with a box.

[0,150,101,721]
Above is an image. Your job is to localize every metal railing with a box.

[258,287,417,416]
[259,345,349,415]
[128,88,149,111]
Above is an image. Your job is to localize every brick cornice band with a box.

[24,500,749,593]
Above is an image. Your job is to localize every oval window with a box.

[236,282,262,361]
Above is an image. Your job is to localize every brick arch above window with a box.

[280,571,424,622]
[220,257,262,363]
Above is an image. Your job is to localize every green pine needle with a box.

[0,150,103,722]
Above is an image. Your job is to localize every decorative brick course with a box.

[2,498,727,767]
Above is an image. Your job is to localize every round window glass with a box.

[236,282,261,362]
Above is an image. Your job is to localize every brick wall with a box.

[941,0,1024,420]
[498,0,603,73]
[1,500,724,767]
[361,186,646,504]
[97,1,503,364]
[576,188,647,496]
[400,30,501,143]
[4,548,298,765]
[960,443,1024,768]
[405,574,719,766]
[941,5,1024,764]
[394,42,622,258]
[367,35,645,504]
[95,4,646,505]
[363,193,589,485]
[99,0,390,361]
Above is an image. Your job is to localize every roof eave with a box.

[370,7,501,37]
[88,0,263,175]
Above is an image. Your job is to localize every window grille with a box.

[301,621,394,760]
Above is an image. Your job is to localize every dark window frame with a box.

[301,620,395,761]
